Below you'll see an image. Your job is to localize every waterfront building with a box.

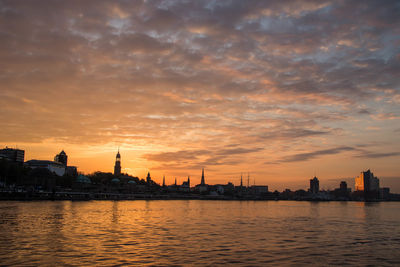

[66,166,78,176]
[73,174,92,191]
[379,187,390,200]
[0,147,24,164]
[114,150,121,176]
[54,150,68,166]
[25,160,66,176]
[355,169,379,192]
[340,181,347,192]
[179,176,191,192]
[250,185,269,195]
[309,176,319,194]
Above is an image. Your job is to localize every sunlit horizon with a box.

[1,1,399,192]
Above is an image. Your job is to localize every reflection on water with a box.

[0,201,399,266]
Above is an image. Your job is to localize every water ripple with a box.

[0,200,399,266]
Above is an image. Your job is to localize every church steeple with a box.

[162,175,166,187]
[201,168,205,185]
[114,149,121,176]
[146,172,151,184]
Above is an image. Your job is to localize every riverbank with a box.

[1,190,399,201]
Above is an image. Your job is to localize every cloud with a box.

[277,146,355,163]
[355,152,400,159]
[372,113,399,120]
[0,0,399,179]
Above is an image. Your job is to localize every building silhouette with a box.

[114,150,121,176]
[340,181,347,191]
[0,147,24,164]
[195,168,208,193]
[25,160,66,176]
[180,176,191,192]
[355,169,379,192]
[309,176,319,194]
[54,150,68,166]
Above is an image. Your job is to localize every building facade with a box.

[355,169,379,192]
[25,160,66,176]
[0,147,24,164]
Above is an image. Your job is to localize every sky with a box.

[1,0,399,191]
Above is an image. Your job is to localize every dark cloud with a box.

[277,146,355,163]
[144,147,263,169]
[355,152,400,159]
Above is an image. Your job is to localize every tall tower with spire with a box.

[162,175,166,187]
[201,168,205,185]
[114,149,121,176]
[146,172,151,184]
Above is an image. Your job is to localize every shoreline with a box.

[0,191,397,202]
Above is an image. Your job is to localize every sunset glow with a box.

[1,1,399,191]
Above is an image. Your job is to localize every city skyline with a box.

[1,1,399,191]
[4,146,398,193]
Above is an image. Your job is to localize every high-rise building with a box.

[54,150,68,166]
[114,150,121,176]
[355,169,379,192]
[309,176,319,194]
[0,147,24,164]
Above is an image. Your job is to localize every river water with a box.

[0,200,399,266]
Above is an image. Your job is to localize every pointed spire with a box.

[188,176,190,187]
[174,177,177,186]
[201,168,205,185]
[146,172,151,184]
[240,173,243,187]
[162,175,165,187]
